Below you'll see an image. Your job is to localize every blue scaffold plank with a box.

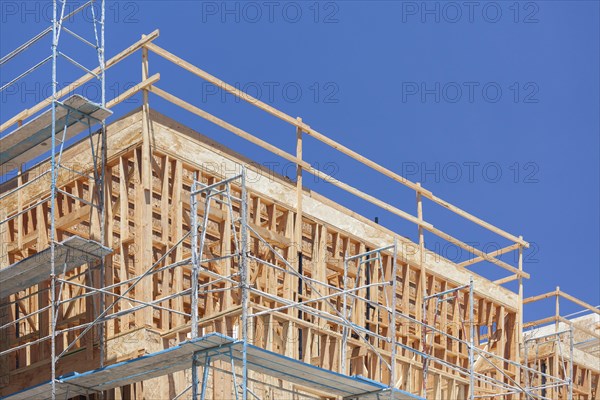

[0,235,112,298]
[3,333,424,400]
[0,95,112,169]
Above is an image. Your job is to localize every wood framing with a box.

[1,108,526,399]
[1,34,594,400]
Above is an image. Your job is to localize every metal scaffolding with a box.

[520,287,600,400]
[184,172,571,400]
[189,172,249,399]
[1,22,588,399]
[523,328,573,400]
[421,278,475,399]
[0,1,108,399]
[187,172,423,399]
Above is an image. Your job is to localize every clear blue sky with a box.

[1,1,598,323]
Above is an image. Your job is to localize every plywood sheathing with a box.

[146,109,517,310]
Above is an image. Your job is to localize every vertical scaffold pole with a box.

[240,169,249,400]
[517,238,524,391]
[100,0,105,107]
[192,353,199,400]
[389,239,398,399]
[523,335,530,391]
[98,0,107,373]
[191,180,199,338]
[201,355,211,400]
[341,251,348,375]
[50,1,58,399]
[469,276,475,400]
[568,323,574,400]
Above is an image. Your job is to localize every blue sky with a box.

[1,1,598,323]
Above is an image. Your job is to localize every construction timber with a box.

[0,29,598,400]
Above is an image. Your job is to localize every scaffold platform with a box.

[0,95,112,168]
[3,333,423,400]
[0,235,112,298]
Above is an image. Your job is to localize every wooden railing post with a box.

[295,117,303,256]
[137,36,153,328]
[516,238,524,390]
[554,286,561,399]
[416,182,427,397]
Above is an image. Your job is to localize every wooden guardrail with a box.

[524,288,599,340]
[1,30,531,285]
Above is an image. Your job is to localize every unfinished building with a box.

[0,6,598,399]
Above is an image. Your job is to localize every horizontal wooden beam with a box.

[523,291,558,305]
[459,243,520,268]
[427,227,529,279]
[523,316,557,329]
[150,86,309,170]
[559,291,600,316]
[494,274,519,285]
[307,167,433,231]
[151,85,432,240]
[306,123,529,249]
[144,43,302,130]
[144,42,528,249]
[524,290,599,316]
[106,73,160,109]
[150,85,528,279]
[425,194,528,248]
